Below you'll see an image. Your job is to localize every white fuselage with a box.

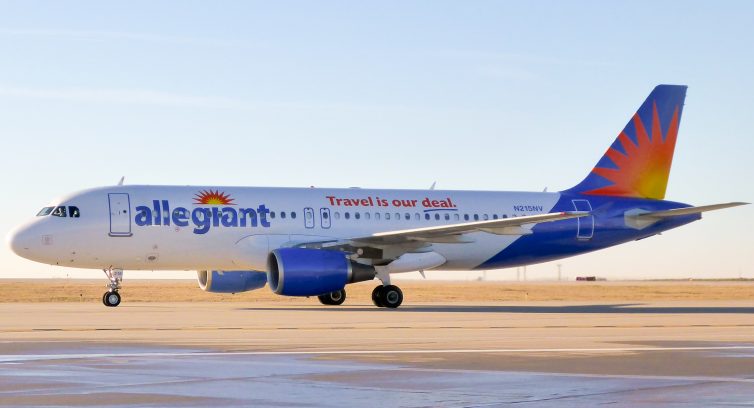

[9,185,561,272]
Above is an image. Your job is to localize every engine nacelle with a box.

[267,248,375,296]
[197,270,267,293]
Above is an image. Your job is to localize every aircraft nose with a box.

[7,223,34,257]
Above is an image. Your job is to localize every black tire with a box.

[371,286,384,307]
[318,289,346,306]
[329,289,346,305]
[317,294,332,305]
[381,285,403,309]
[104,291,121,307]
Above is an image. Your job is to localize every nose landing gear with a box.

[102,268,123,307]
[103,290,121,307]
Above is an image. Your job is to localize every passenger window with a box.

[365,212,371,220]
[270,211,276,219]
[404,212,410,220]
[444,214,450,221]
[434,214,440,220]
[414,213,420,220]
[334,212,341,220]
[281,211,287,219]
[68,206,80,218]
[483,214,489,220]
[464,214,469,221]
[474,214,479,221]
[51,206,67,217]
[454,214,460,221]
[503,214,508,219]
[375,213,380,220]
[355,212,361,220]
[345,212,351,220]
[395,213,400,220]
[493,214,499,220]
[291,212,297,219]
[37,207,54,216]
[385,213,391,220]
[425,213,430,220]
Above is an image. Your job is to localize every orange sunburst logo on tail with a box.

[585,102,680,200]
[193,189,236,205]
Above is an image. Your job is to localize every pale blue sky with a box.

[1,1,751,280]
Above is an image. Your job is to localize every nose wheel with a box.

[371,285,403,309]
[102,290,121,307]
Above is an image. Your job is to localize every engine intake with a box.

[267,248,375,296]
[197,270,267,293]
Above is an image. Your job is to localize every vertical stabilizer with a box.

[566,85,687,199]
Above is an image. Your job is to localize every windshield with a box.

[36,207,54,216]
[51,206,67,217]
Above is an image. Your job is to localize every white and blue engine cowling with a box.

[267,248,376,296]
[197,270,268,293]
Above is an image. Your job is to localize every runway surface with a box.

[1,300,753,406]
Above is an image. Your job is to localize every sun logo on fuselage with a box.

[585,101,680,200]
[193,189,236,205]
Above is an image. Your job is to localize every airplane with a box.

[6,85,747,309]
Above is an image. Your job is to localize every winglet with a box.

[117,176,125,186]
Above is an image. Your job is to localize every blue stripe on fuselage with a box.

[476,194,700,269]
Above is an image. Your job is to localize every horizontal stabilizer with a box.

[638,202,749,219]
[625,202,748,230]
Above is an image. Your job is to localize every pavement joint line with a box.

[1,345,754,363]
[4,323,754,333]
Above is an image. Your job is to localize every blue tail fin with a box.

[565,85,687,200]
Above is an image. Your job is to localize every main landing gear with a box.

[316,285,404,309]
[102,268,123,307]
[316,268,404,309]
[318,289,346,305]
[371,267,403,308]
[371,285,403,309]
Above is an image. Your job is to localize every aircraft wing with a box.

[349,211,588,246]
[636,202,748,219]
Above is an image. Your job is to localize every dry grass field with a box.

[0,279,752,303]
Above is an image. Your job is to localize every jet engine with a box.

[197,270,267,293]
[267,248,375,296]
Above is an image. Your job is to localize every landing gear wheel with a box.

[102,268,123,307]
[318,289,346,306]
[381,285,403,309]
[371,286,385,307]
[103,291,121,307]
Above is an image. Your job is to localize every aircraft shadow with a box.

[238,304,754,314]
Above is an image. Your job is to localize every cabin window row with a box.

[329,212,517,221]
[246,211,518,222]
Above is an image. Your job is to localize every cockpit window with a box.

[68,206,80,218]
[51,206,67,217]
[36,207,54,216]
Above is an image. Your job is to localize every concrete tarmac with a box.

[1,300,753,406]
